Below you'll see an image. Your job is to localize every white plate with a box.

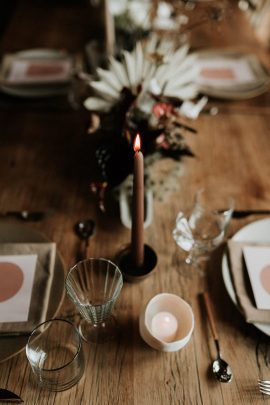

[0,223,65,362]
[222,218,270,336]
[0,49,71,98]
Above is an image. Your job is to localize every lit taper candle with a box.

[131,134,144,268]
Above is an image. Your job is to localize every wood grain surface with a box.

[0,1,270,404]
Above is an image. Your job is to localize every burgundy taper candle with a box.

[104,0,115,57]
[131,134,144,268]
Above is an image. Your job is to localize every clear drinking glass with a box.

[25,319,85,392]
[173,188,234,272]
[65,258,123,343]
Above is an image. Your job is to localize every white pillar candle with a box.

[151,311,178,342]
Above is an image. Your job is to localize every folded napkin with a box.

[0,243,56,335]
[227,240,270,324]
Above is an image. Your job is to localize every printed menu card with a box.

[5,58,72,85]
[243,245,270,310]
[0,255,37,322]
[0,243,56,334]
[196,56,257,87]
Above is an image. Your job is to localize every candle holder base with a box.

[116,244,157,283]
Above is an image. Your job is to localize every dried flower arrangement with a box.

[84,34,200,210]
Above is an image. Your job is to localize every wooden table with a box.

[0,1,270,404]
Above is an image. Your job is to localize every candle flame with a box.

[133,134,141,152]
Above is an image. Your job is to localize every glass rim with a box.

[26,318,83,372]
[67,257,122,274]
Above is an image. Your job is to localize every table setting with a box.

[223,218,270,336]
[0,0,270,404]
[0,223,65,364]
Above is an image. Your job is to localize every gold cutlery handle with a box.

[202,292,218,341]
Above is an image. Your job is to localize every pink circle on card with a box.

[260,265,270,295]
[0,262,24,302]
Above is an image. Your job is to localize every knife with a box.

[231,210,270,219]
[0,389,23,403]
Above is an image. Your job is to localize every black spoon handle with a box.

[0,388,23,403]
[232,210,270,219]
[0,211,45,221]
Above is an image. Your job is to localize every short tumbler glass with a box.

[26,319,85,391]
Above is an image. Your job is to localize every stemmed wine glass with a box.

[173,188,234,273]
[65,258,123,343]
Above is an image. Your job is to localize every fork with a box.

[258,379,270,395]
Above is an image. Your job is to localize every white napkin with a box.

[227,240,270,324]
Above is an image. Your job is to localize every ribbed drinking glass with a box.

[65,258,123,343]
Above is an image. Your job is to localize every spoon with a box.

[202,292,233,383]
[74,219,95,259]
[64,219,95,321]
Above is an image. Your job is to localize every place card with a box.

[0,243,56,335]
[0,254,37,322]
[243,246,270,310]
[3,57,72,86]
[196,56,257,87]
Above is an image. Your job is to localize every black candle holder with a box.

[116,244,157,283]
